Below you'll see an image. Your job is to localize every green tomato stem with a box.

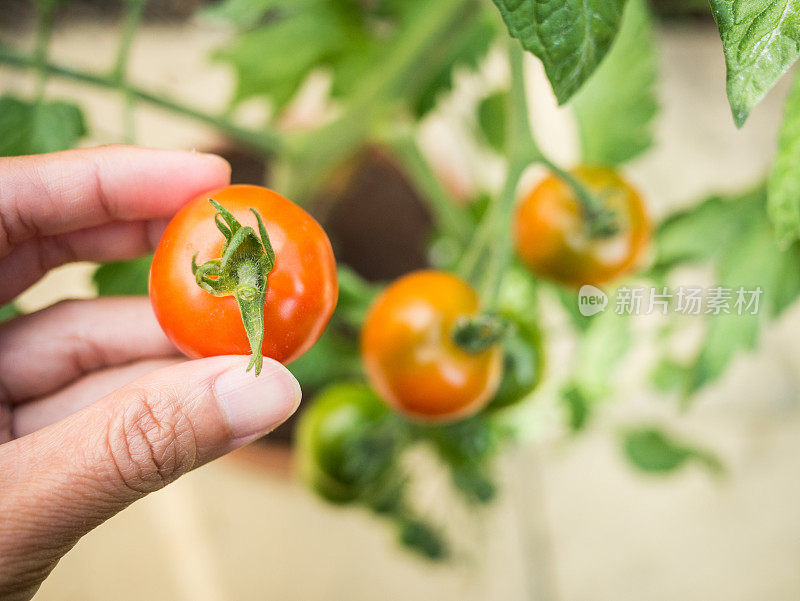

[538,157,619,238]
[458,43,537,310]
[112,0,145,84]
[0,46,285,156]
[451,313,508,353]
[235,287,267,375]
[113,0,146,144]
[477,158,527,310]
[459,42,617,316]
[191,200,275,375]
[32,0,56,104]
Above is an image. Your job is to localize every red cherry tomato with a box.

[150,184,337,365]
[514,166,650,286]
[360,270,503,422]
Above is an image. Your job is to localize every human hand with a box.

[0,146,302,601]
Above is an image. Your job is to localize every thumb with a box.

[0,355,300,601]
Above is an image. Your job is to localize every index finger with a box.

[0,145,231,258]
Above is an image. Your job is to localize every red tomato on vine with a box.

[149,184,338,372]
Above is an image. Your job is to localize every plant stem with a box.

[539,155,617,236]
[477,159,527,309]
[276,0,469,202]
[32,0,56,103]
[383,128,473,244]
[459,42,614,309]
[112,0,145,83]
[459,43,538,310]
[113,0,146,144]
[0,46,285,155]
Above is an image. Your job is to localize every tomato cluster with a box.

[149,167,646,421]
[147,166,647,558]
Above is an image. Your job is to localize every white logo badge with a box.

[578,285,608,316]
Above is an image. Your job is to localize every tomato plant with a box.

[514,166,651,287]
[149,185,338,371]
[361,271,503,422]
[5,0,800,564]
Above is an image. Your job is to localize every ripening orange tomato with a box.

[360,270,503,422]
[514,166,650,286]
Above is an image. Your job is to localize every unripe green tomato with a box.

[296,382,391,503]
[486,317,544,411]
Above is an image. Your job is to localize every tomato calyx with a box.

[451,313,507,353]
[191,199,276,375]
[555,168,620,239]
[584,202,620,238]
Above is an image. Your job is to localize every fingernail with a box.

[213,360,302,440]
[195,150,229,165]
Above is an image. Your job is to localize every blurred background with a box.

[2,1,800,600]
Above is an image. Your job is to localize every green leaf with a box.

[398,518,447,560]
[491,0,627,104]
[214,6,352,109]
[287,325,361,391]
[477,91,508,153]
[768,68,800,246]
[0,95,86,156]
[406,10,497,117]
[451,464,496,504]
[93,256,152,296]
[549,282,592,331]
[200,0,289,27]
[650,358,692,393]
[423,415,497,466]
[572,0,658,165]
[213,0,442,113]
[421,414,500,505]
[336,264,381,327]
[650,185,800,394]
[560,306,632,429]
[622,427,723,474]
[691,216,800,390]
[652,188,765,272]
[573,307,632,396]
[561,383,591,431]
[709,0,800,127]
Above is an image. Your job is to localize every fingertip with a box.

[97,145,232,196]
[195,150,232,173]
[210,356,302,441]
[190,150,232,186]
[147,147,231,189]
